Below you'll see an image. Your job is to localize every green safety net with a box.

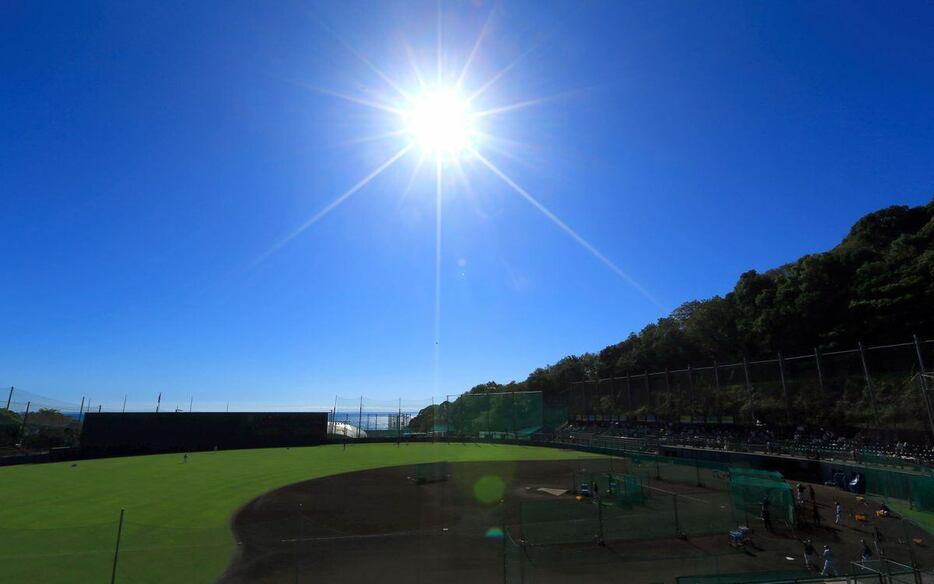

[504,530,524,584]
[414,461,449,484]
[608,473,646,505]
[730,468,784,483]
[676,570,814,584]
[543,406,569,429]
[571,472,646,506]
[729,470,795,527]
[909,475,934,512]
[863,466,934,513]
[625,454,732,491]
[864,467,913,502]
[519,487,737,546]
[434,392,543,438]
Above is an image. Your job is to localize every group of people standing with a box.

[787,482,888,576]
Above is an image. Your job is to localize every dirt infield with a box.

[218,458,934,584]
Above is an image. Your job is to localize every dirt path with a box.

[217,459,934,584]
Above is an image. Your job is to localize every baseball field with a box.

[5,442,934,584]
[0,442,602,583]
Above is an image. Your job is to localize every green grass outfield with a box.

[0,442,601,583]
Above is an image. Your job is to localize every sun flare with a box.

[402,88,475,158]
[259,8,660,385]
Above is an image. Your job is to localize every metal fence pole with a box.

[778,352,792,426]
[19,401,31,445]
[858,342,881,432]
[626,371,633,412]
[913,335,934,439]
[743,358,754,424]
[110,509,125,584]
[814,348,825,397]
[673,494,681,537]
[688,365,696,417]
[357,396,363,438]
[502,499,508,584]
[664,369,672,418]
[4,386,12,410]
[597,492,605,545]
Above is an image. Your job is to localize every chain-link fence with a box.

[560,337,933,436]
[433,391,544,439]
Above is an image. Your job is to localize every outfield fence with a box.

[557,335,934,437]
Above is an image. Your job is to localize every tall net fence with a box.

[434,391,544,439]
[863,467,934,513]
[414,461,449,484]
[518,483,739,546]
[1,388,83,451]
[625,453,733,491]
[729,471,796,528]
[559,337,933,434]
[330,396,434,439]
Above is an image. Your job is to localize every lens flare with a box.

[403,88,475,157]
[473,474,505,504]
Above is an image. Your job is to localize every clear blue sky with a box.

[2,0,932,410]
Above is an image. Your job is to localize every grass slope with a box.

[0,442,599,583]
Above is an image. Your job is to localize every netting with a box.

[519,499,602,545]
[730,468,785,483]
[331,396,434,438]
[519,489,739,546]
[414,461,449,484]
[729,470,795,527]
[571,471,646,505]
[910,475,934,512]
[504,530,525,584]
[435,391,543,438]
[608,472,646,505]
[542,406,568,429]
[626,453,732,490]
[865,467,914,501]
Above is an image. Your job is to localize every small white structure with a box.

[328,421,367,439]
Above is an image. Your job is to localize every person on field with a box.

[822,545,838,576]
[761,504,773,531]
[860,539,873,564]
[797,483,805,503]
[809,484,816,502]
[835,501,843,526]
[802,539,817,570]
[872,525,885,557]
[183,453,188,464]
[812,501,821,527]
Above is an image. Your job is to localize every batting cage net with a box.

[728,470,795,527]
[625,453,732,491]
[433,391,544,438]
[414,461,449,484]
[517,488,738,546]
[571,471,646,506]
[863,467,934,513]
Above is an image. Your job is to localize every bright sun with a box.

[402,87,475,158]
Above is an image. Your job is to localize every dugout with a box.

[80,412,328,456]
